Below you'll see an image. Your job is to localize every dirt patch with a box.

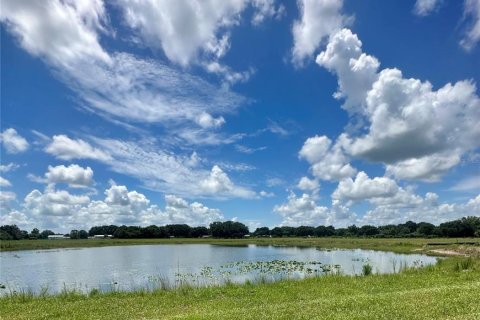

[429,246,480,257]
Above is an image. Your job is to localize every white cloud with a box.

[274,192,330,226]
[45,164,94,187]
[0,128,29,154]
[0,1,247,135]
[266,177,285,187]
[79,136,258,199]
[413,0,442,16]
[251,0,285,25]
[3,184,224,230]
[299,135,356,181]
[24,187,90,217]
[0,0,110,68]
[45,135,111,161]
[292,0,348,65]
[116,0,246,67]
[0,163,20,173]
[332,171,399,202]
[0,177,12,187]
[460,0,480,51]
[199,165,256,198]
[449,175,480,191]
[361,193,480,226]
[297,176,319,193]
[235,144,267,154]
[316,28,480,181]
[195,112,226,129]
[116,0,283,66]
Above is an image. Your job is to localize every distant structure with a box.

[92,235,113,239]
[47,235,68,240]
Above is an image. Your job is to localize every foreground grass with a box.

[2,237,478,254]
[1,256,479,320]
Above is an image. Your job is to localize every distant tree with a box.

[210,221,249,238]
[78,230,88,239]
[30,228,40,239]
[358,225,379,237]
[166,224,191,238]
[253,227,270,237]
[416,222,436,236]
[39,230,55,239]
[347,225,359,236]
[270,227,284,237]
[0,225,25,240]
[89,225,118,236]
[191,226,210,238]
[295,226,316,237]
[315,225,335,237]
[69,229,79,239]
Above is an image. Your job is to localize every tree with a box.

[69,229,79,239]
[315,225,335,237]
[0,225,25,240]
[30,228,40,239]
[40,230,55,239]
[191,226,210,238]
[358,225,379,237]
[78,230,88,239]
[253,227,270,237]
[295,226,316,237]
[210,221,249,238]
[166,224,191,238]
[416,222,435,236]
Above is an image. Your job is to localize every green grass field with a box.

[1,238,479,319]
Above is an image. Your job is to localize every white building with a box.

[48,235,68,240]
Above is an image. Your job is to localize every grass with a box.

[1,256,479,319]
[1,237,478,254]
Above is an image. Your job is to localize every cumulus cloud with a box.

[45,164,94,187]
[297,176,319,193]
[274,192,330,226]
[292,0,348,65]
[0,128,29,154]
[45,135,111,161]
[299,135,356,181]
[413,0,442,16]
[315,28,480,181]
[2,184,224,230]
[273,192,357,227]
[332,171,399,202]
[199,165,256,198]
[361,193,480,226]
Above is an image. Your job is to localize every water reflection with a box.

[0,244,437,294]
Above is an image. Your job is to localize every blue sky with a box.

[1,0,479,232]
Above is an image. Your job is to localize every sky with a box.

[1,0,479,232]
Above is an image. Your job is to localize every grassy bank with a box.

[1,256,479,319]
[2,237,478,254]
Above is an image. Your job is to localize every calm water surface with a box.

[0,244,437,294]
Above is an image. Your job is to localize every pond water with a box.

[0,244,437,294]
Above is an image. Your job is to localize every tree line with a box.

[1,216,479,241]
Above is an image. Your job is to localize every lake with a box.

[0,244,438,294]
